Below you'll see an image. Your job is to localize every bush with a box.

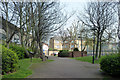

[58,50,70,57]
[2,45,18,74]
[73,48,79,51]
[100,53,120,75]
[59,50,69,52]
[9,44,29,59]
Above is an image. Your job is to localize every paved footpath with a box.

[28,56,110,78]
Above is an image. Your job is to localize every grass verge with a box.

[72,56,103,64]
[2,58,54,78]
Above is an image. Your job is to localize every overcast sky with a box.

[59,1,88,30]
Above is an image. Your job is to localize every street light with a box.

[91,27,97,64]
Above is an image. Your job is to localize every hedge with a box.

[100,53,120,76]
[59,50,69,52]
[73,48,79,51]
[58,50,70,57]
[9,44,29,59]
[2,45,19,74]
[49,48,58,51]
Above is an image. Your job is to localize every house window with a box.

[1,34,6,40]
[55,40,59,43]
[65,41,68,43]
[14,38,17,40]
[65,45,67,48]
[71,45,74,48]
[62,45,64,48]
[71,41,74,43]
[55,45,60,48]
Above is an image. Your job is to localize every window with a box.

[65,41,68,43]
[55,45,60,48]
[71,45,74,48]
[65,45,67,48]
[14,38,17,40]
[71,41,74,43]
[57,45,60,48]
[55,40,59,43]
[62,45,64,48]
[1,34,6,40]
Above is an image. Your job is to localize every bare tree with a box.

[67,21,90,52]
[13,2,27,47]
[67,21,78,42]
[57,29,70,50]
[33,2,72,61]
[117,0,120,53]
[1,2,17,48]
[1,1,73,61]
[78,1,116,59]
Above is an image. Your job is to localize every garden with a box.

[1,44,53,78]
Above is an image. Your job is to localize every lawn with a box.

[72,56,103,64]
[2,58,54,78]
[0,45,1,80]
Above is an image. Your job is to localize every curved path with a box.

[28,56,110,78]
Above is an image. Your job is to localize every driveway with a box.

[28,56,110,78]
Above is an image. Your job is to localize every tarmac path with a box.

[28,56,110,78]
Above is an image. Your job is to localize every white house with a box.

[43,43,49,56]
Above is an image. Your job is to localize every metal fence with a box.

[86,43,118,56]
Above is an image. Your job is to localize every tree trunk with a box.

[5,3,9,48]
[95,33,99,59]
[118,0,120,54]
[62,41,65,50]
[39,42,46,61]
[20,22,23,47]
[7,42,9,48]
[20,4,24,47]
[99,38,102,58]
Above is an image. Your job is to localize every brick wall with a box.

[69,51,87,57]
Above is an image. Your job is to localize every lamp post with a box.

[91,27,97,64]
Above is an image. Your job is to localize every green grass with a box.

[2,58,54,78]
[72,56,103,64]
[0,44,2,80]
[0,75,2,80]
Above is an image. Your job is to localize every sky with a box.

[59,1,88,30]
[46,1,89,44]
[59,0,119,30]
[51,0,119,43]
[1,0,118,43]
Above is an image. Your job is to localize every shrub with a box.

[73,48,79,51]
[100,53,120,76]
[2,45,18,74]
[58,50,70,57]
[9,44,29,59]
[49,48,58,51]
[59,50,69,52]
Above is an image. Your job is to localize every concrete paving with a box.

[28,56,110,78]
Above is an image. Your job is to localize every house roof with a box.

[2,17,20,32]
[50,36,62,41]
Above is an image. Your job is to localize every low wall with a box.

[69,51,87,57]
[58,51,87,57]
